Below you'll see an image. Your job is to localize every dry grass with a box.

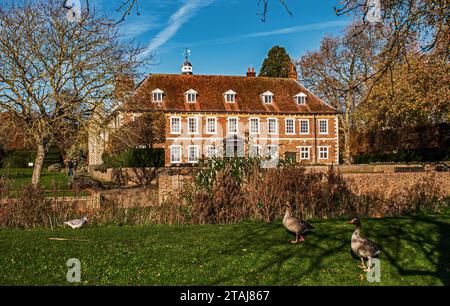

[161,163,448,224]
[0,164,448,228]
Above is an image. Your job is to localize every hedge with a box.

[102,148,164,168]
[0,148,63,168]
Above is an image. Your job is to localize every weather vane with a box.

[183,48,191,60]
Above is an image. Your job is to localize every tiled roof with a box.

[127,74,337,114]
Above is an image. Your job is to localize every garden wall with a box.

[88,165,450,208]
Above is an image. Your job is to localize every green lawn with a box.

[0,168,70,189]
[0,168,88,197]
[1,212,449,285]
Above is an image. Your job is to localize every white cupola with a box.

[181,48,193,75]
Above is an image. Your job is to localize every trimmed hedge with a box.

[353,147,450,164]
[0,148,63,168]
[102,148,164,168]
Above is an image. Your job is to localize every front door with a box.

[223,135,244,158]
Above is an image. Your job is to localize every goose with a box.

[63,217,88,229]
[349,217,381,271]
[282,202,314,244]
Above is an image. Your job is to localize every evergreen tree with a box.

[259,46,292,78]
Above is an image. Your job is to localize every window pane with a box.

[228,118,238,134]
[188,146,199,162]
[300,120,309,134]
[268,119,277,134]
[285,119,294,134]
[319,120,328,133]
[188,118,198,134]
[250,118,259,134]
[171,118,180,133]
[207,118,216,133]
[206,146,216,158]
[171,146,181,163]
[300,147,309,159]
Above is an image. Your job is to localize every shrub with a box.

[0,147,63,168]
[102,148,164,168]
[1,150,34,168]
[162,158,448,224]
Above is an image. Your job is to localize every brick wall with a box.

[164,113,338,166]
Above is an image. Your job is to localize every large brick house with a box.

[88,58,339,167]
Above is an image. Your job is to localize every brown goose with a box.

[282,203,314,244]
[349,217,381,271]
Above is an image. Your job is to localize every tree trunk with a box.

[31,144,46,187]
[343,91,353,165]
[343,126,352,165]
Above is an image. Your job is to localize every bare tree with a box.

[298,24,381,164]
[335,0,449,86]
[63,0,292,23]
[0,0,146,186]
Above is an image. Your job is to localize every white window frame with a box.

[249,117,260,135]
[300,119,309,134]
[185,89,197,103]
[224,90,236,103]
[299,146,310,160]
[261,91,274,104]
[187,145,200,163]
[318,146,329,160]
[205,117,217,134]
[170,116,181,134]
[295,92,307,105]
[152,88,164,103]
[268,118,278,135]
[268,145,279,159]
[318,119,328,134]
[227,117,238,134]
[170,145,182,163]
[187,117,199,135]
[205,145,217,158]
[249,145,262,158]
[285,118,295,135]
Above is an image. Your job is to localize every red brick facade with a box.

[163,113,338,166]
[120,72,339,167]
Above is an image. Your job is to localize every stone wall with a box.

[87,165,450,208]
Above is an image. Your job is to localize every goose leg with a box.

[290,233,299,244]
[364,258,372,272]
[358,258,367,270]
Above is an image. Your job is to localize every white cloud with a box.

[119,17,159,38]
[170,19,350,48]
[143,0,214,54]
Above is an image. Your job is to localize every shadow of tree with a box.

[199,213,449,285]
[375,216,450,285]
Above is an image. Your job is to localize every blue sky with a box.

[96,0,352,76]
[20,0,351,75]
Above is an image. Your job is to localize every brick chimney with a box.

[288,62,298,80]
[114,74,135,102]
[246,67,256,77]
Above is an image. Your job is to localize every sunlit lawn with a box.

[1,211,449,285]
[0,168,86,197]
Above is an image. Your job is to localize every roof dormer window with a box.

[152,88,164,103]
[262,91,274,104]
[295,92,307,105]
[185,89,197,103]
[224,90,236,103]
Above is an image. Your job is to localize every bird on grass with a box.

[282,202,314,244]
[63,216,88,229]
[349,217,381,271]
